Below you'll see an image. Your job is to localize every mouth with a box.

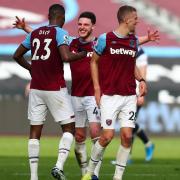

[79,30,86,34]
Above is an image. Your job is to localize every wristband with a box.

[139,78,146,82]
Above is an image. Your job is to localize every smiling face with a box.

[78,17,94,39]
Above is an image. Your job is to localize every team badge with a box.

[106,119,112,126]
[111,41,117,44]
[129,40,135,48]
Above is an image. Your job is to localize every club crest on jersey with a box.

[106,119,112,126]
[111,41,117,44]
[129,39,135,48]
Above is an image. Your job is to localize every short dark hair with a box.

[49,4,65,20]
[117,5,136,23]
[78,11,96,24]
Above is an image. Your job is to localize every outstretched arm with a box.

[138,29,160,45]
[13,16,33,33]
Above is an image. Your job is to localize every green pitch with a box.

[0,136,180,180]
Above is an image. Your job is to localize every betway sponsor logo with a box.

[110,47,136,57]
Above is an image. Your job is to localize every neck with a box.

[115,24,130,36]
[80,34,95,42]
[49,20,62,28]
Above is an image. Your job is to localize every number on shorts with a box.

[32,38,52,60]
[128,111,137,121]
[93,107,98,115]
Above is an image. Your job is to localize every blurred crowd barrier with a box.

[0,57,180,135]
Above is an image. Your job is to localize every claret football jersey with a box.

[22,25,70,91]
[69,37,97,96]
[95,31,138,95]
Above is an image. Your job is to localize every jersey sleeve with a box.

[21,33,31,49]
[94,33,106,55]
[55,27,70,46]
[135,35,139,47]
[136,47,148,67]
[69,36,76,44]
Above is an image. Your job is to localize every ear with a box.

[125,17,130,24]
[92,24,95,30]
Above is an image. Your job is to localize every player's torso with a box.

[100,32,138,95]
[69,38,96,96]
[30,26,65,90]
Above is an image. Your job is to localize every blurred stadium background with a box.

[0,0,180,135]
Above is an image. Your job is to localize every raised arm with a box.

[13,16,33,33]
[90,52,101,106]
[138,29,160,45]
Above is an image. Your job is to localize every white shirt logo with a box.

[110,47,136,57]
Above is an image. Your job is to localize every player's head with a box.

[78,11,96,39]
[48,4,65,27]
[117,5,138,32]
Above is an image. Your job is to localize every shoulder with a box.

[97,33,107,43]
[70,37,79,44]
[55,27,68,34]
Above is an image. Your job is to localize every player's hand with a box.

[147,29,160,43]
[94,87,101,108]
[77,47,87,57]
[137,96,145,106]
[139,80,147,97]
[13,16,26,30]
[24,82,30,97]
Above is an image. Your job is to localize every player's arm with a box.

[91,33,106,106]
[138,29,160,45]
[138,65,147,80]
[137,65,147,105]
[59,45,87,62]
[56,28,86,62]
[135,65,147,96]
[13,45,31,72]
[91,52,101,107]
[13,33,31,72]
[13,16,33,33]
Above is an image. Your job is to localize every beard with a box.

[79,29,92,39]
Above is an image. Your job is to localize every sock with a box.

[133,123,149,144]
[137,129,149,144]
[87,141,105,175]
[92,137,102,177]
[28,139,39,180]
[145,141,153,148]
[74,141,87,176]
[114,145,131,180]
[56,132,74,171]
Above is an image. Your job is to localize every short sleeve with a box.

[22,33,31,49]
[135,35,139,48]
[94,33,106,55]
[136,47,148,67]
[55,27,70,46]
